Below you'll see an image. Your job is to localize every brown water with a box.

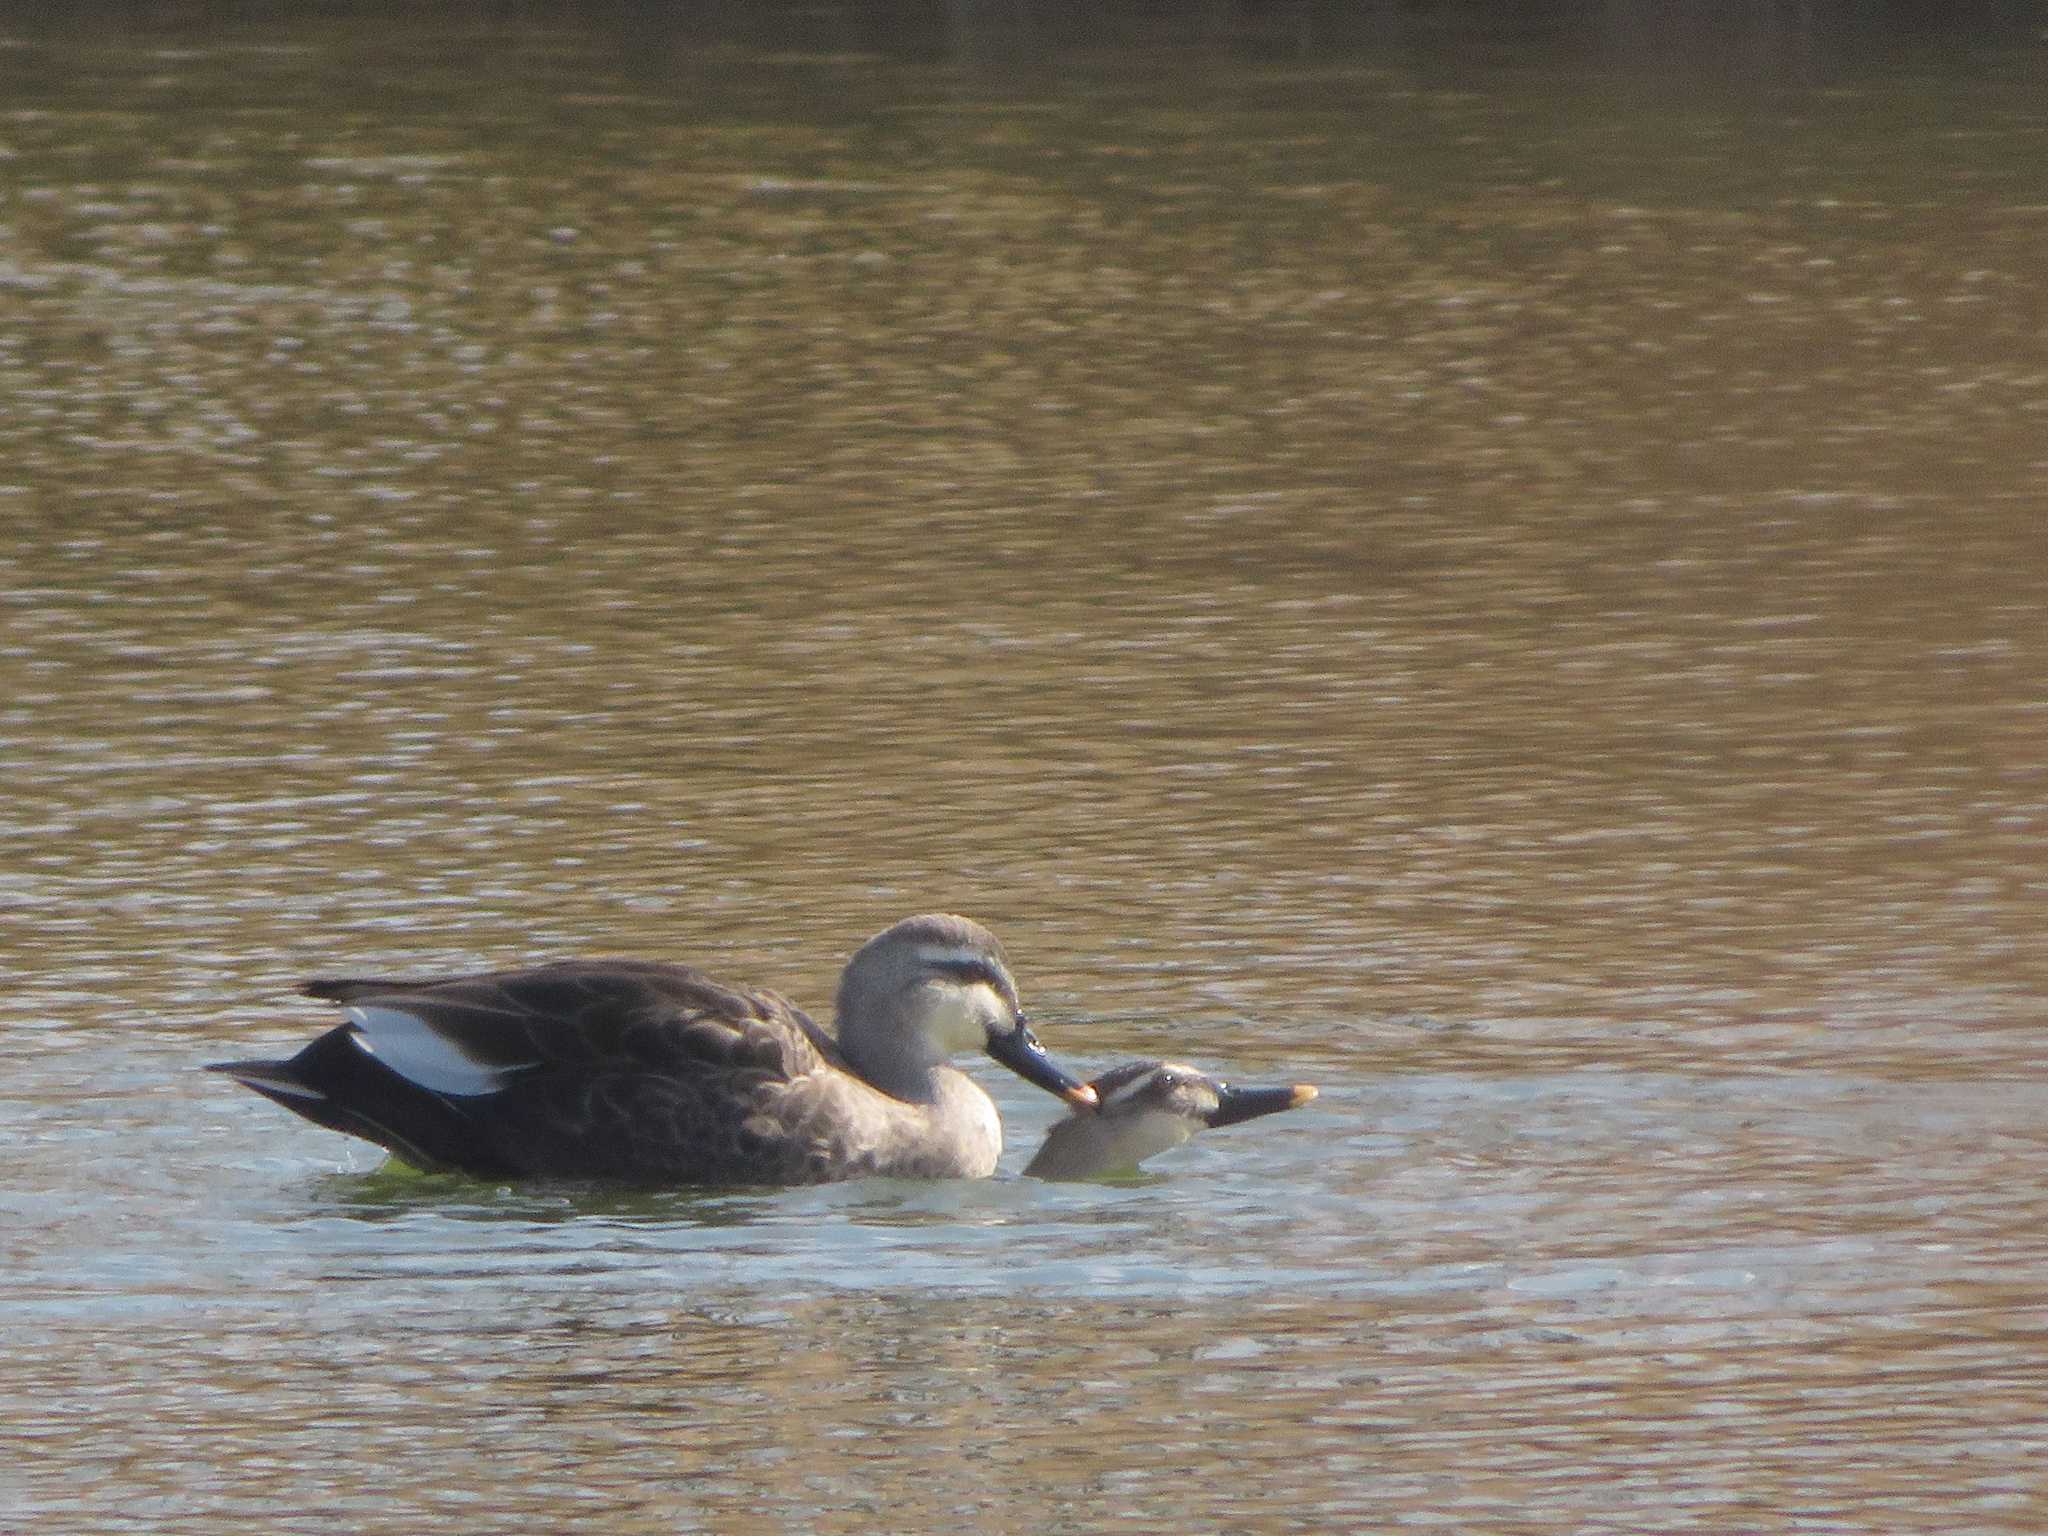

[5,6,2048,1532]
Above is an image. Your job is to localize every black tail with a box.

[207,1024,511,1177]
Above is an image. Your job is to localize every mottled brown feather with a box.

[300,960,882,1183]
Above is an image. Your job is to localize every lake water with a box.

[4,4,2047,1531]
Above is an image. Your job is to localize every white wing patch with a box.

[346,1005,521,1097]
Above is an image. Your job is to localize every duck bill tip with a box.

[1207,1081,1319,1128]
[985,1027,1094,1106]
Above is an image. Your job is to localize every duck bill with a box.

[986,1022,1097,1108]
[1207,1082,1318,1128]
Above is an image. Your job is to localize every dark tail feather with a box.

[206,1026,509,1177]
[300,974,475,1003]
[207,1057,327,1103]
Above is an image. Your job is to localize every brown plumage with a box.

[209,915,1094,1185]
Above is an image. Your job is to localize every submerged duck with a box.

[1024,1059,1317,1180]
[209,914,1095,1184]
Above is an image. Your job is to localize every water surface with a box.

[4,6,2046,1532]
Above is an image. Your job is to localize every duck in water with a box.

[209,914,1094,1184]
[1025,1059,1317,1180]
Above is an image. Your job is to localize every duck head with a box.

[836,914,1095,1108]
[1024,1059,1317,1180]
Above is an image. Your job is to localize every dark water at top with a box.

[3,5,2046,1532]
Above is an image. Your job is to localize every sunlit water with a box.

[5,4,2047,1532]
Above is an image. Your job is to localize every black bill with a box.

[986,1019,1097,1107]
[1206,1082,1318,1128]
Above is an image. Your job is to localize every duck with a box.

[1024,1059,1317,1180]
[208,913,1095,1184]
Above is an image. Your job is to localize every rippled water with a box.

[5,4,2048,1532]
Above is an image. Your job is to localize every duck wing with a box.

[212,960,866,1184]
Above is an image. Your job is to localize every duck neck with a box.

[1027,1108,1196,1180]
[838,1015,945,1104]
[857,1052,944,1104]
[1024,1113,1118,1179]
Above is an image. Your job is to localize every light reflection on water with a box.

[5,4,2048,1532]
[14,1060,2045,1531]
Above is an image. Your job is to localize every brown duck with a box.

[1025,1059,1316,1180]
[209,914,1094,1184]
